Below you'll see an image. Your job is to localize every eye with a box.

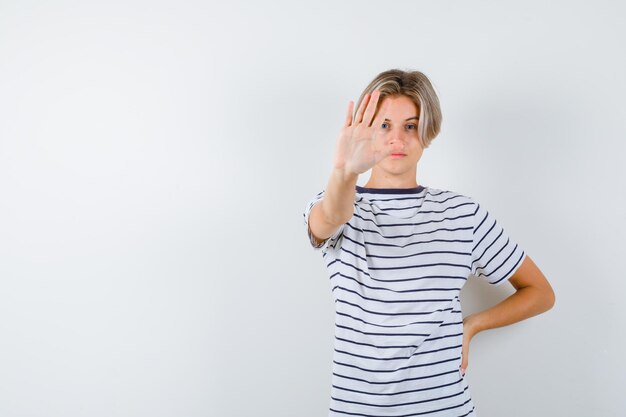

[406,124,417,130]
[381,122,389,129]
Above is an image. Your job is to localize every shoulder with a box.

[425,186,478,209]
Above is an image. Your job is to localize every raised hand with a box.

[332,90,402,176]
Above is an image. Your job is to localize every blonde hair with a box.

[355,68,442,149]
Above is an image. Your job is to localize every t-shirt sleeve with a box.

[302,190,346,252]
[470,200,527,286]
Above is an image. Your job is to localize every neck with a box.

[364,166,419,189]
[363,176,419,189]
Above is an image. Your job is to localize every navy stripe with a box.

[336,324,430,338]
[368,249,471,259]
[356,185,426,194]
[330,398,473,417]
[490,250,525,285]
[332,272,462,294]
[360,201,474,216]
[333,376,462,396]
[336,299,455,317]
[472,216,496,252]
[355,211,474,229]
[358,226,475,242]
[334,343,462,363]
[335,311,462,329]
[475,237,512,277]
[342,229,472,249]
[331,386,469,408]
[335,333,463,352]
[334,334,463,354]
[333,285,455,304]
[333,259,470,284]
[333,355,461,374]
[367,262,470,271]
[472,205,487,235]
[333,366,462,385]
[471,228,504,268]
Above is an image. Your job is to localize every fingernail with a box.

[460,368,465,376]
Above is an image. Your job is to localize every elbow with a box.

[518,283,556,313]
[542,286,556,312]
[547,288,556,310]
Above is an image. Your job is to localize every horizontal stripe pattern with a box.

[303,185,526,416]
[470,203,527,286]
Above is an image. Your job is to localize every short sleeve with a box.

[302,190,346,252]
[470,200,527,286]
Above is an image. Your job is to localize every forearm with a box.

[322,167,358,225]
[466,286,554,336]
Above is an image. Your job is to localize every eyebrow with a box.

[384,117,419,121]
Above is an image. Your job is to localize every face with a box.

[372,94,423,179]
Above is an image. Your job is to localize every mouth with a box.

[390,153,407,158]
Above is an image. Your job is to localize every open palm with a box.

[333,90,403,176]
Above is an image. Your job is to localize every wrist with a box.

[463,314,483,337]
[332,166,358,184]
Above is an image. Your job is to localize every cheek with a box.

[409,138,422,150]
[411,147,424,159]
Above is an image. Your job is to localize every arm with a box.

[308,89,398,246]
[464,255,555,336]
[459,255,555,374]
[308,168,358,245]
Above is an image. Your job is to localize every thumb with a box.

[460,339,469,376]
[460,357,467,376]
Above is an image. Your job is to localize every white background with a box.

[1,1,624,416]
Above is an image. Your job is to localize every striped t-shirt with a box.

[302,184,526,417]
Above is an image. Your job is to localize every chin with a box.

[383,167,411,176]
[383,159,416,169]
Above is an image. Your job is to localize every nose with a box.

[387,127,408,150]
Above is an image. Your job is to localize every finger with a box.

[373,142,396,164]
[363,90,381,127]
[460,343,468,375]
[344,100,354,127]
[370,108,385,131]
[354,93,371,125]
[377,142,402,161]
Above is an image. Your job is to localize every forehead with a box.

[377,95,418,117]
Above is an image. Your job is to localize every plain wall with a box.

[0,0,624,416]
